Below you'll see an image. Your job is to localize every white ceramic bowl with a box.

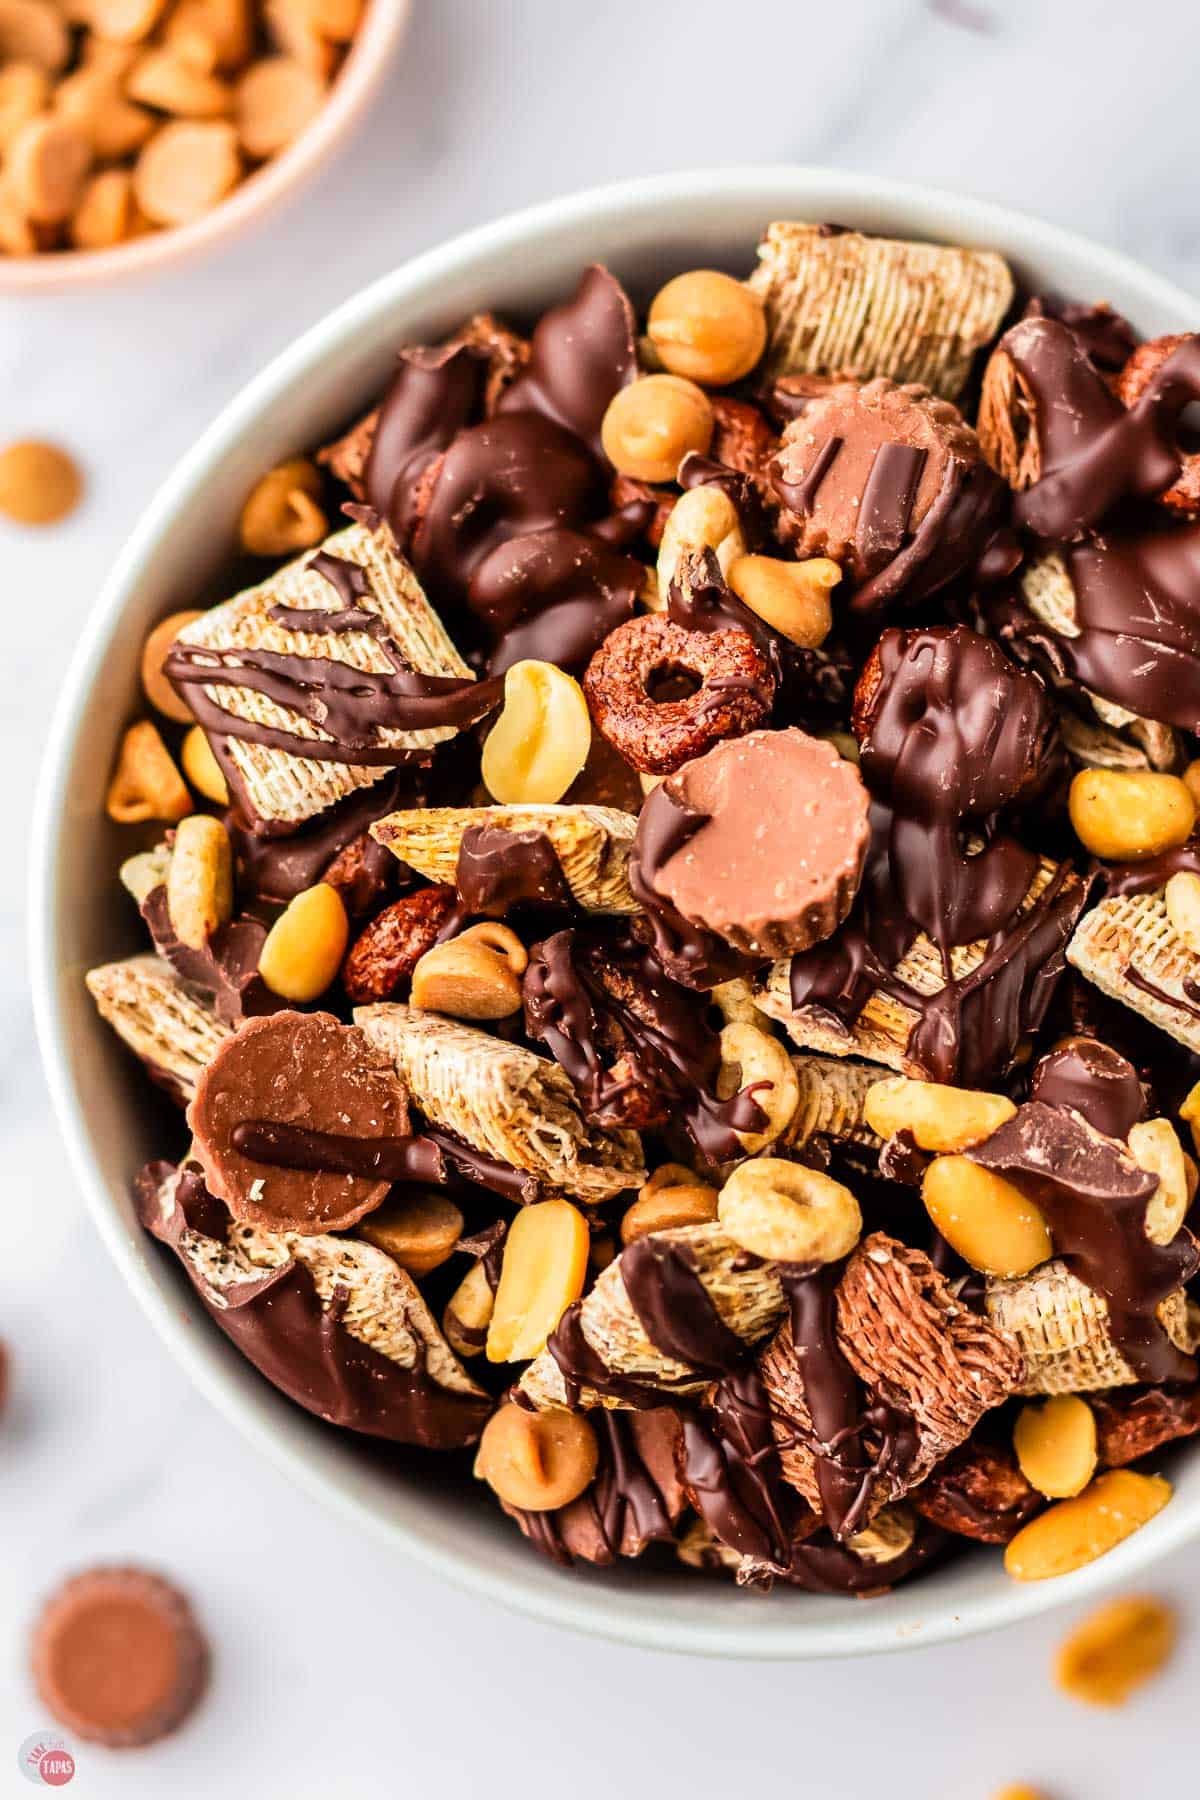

[31,168,1200,1660]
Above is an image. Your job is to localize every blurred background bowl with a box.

[0,0,410,294]
[30,166,1200,1658]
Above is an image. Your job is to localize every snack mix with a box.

[0,0,363,255]
[87,220,1200,1599]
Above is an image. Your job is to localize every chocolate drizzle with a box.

[680,1370,797,1565]
[230,1119,447,1184]
[141,886,274,1025]
[968,1102,1200,1383]
[523,927,765,1157]
[547,1302,674,1409]
[621,1235,748,1376]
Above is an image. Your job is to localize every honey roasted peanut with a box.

[487,1199,589,1363]
[1054,1594,1176,1707]
[621,1180,719,1245]
[140,609,204,722]
[1068,770,1196,862]
[474,1401,598,1512]
[359,1190,463,1278]
[180,724,229,804]
[922,1155,1052,1277]
[442,1259,495,1359]
[409,922,527,1021]
[646,270,767,387]
[717,1158,862,1265]
[727,554,839,649]
[257,881,348,1001]
[1127,1117,1190,1246]
[865,1076,1016,1153]
[480,659,591,804]
[1164,869,1200,955]
[1004,1470,1172,1581]
[655,486,745,608]
[600,374,714,484]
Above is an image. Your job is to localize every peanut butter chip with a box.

[133,118,240,224]
[70,167,136,249]
[126,47,233,117]
[88,0,168,43]
[0,439,83,525]
[0,61,50,151]
[235,55,324,159]
[8,115,92,223]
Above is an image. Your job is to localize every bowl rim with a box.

[0,0,411,294]
[31,165,1200,1660]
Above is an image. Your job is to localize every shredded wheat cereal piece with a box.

[1068,887,1200,1055]
[86,954,231,1103]
[371,803,638,913]
[985,1258,1197,1394]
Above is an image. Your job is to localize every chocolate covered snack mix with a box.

[87,229,1200,1599]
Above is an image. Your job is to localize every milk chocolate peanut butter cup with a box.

[642,728,870,959]
[32,1567,208,1748]
[188,1010,411,1234]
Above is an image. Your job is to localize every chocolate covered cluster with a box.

[89,221,1200,1605]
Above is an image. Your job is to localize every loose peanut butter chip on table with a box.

[0,439,82,525]
[133,119,240,225]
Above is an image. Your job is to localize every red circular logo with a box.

[36,1749,75,1787]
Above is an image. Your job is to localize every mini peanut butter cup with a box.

[188,1010,410,1234]
[649,727,870,959]
[32,1567,208,1748]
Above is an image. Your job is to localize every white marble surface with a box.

[5,1,1200,1792]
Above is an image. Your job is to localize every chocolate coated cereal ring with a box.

[1116,334,1200,514]
[583,612,774,775]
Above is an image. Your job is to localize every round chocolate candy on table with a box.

[32,1567,208,1747]
[635,727,870,960]
[188,1010,410,1234]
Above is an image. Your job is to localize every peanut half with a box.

[1164,869,1200,955]
[727,554,838,649]
[1054,1595,1176,1707]
[238,457,326,556]
[1004,1470,1172,1581]
[922,1156,1052,1277]
[480,658,591,805]
[0,438,82,525]
[257,881,348,1001]
[443,1260,495,1360]
[474,1401,598,1512]
[621,1179,719,1245]
[140,608,204,722]
[865,1076,1016,1154]
[181,724,229,804]
[359,1191,463,1278]
[1013,1395,1098,1500]
[718,1158,862,1265]
[486,1199,589,1364]
[1127,1117,1190,1246]
[105,720,191,823]
[655,485,745,608]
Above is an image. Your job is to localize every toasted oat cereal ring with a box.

[583,612,774,776]
[1115,334,1200,514]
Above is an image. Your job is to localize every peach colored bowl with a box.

[0,0,410,294]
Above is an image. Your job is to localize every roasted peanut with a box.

[409,922,526,1021]
[922,1156,1052,1277]
[1127,1117,1190,1246]
[1183,757,1200,809]
[727,554,839,649]
[474,1401,598,1512]
[140,608,204,722]
[1165,869,1200,954]
[646,270,767,387]
[486,1199,589,1363]
[1068,769,1196,862]
[1014,1395,1098,1499]
[600,374,714,484]
[7,114,91,222]
[716,1020,800,1152]
[126,46,233,117]
[621,1180,719,1244]
[717,1158,862,1265]
[235,54,324,157]
[442,1260,494,1359]
[864,1076,1016,1154]
[847,1504,916,1565]
[165,813,232,949]
[0,62,49,152]
[70,167,138,248]
[654,485,745,607]
[359,1190,463,1278]
[181,724,229,804]
[132,118,241,226]
[238,457,326,556]
[105,720,191,823]
[257,880,348,1001]
[0,438,82,525]
[1054,1595,1176,1707]
[1179,1076,1200,1160]
[480,658,591,804]
[1004,1470,1171,1581]
[0,0,69,72]
[708,978,761,1025]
